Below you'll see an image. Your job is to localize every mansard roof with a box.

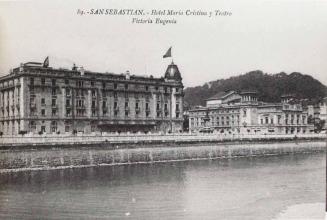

[206,91,237,101]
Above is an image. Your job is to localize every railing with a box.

[0,133,325,145]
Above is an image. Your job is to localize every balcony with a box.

[76,106,86,110]
[175,91,184,96]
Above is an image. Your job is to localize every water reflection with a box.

[0,153,325,220]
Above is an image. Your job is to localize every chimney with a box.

[126,70,130,80]
[79,66,85,76]
[19,63,24,72]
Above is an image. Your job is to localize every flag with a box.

[43,56,49,67]
[163,47,172,58]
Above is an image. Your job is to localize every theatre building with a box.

[189,91,313,134]
[0,59,184,135]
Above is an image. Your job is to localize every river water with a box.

[0,152,325,220]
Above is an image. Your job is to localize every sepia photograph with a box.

[0,0,326,219]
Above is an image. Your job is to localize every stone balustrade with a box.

[0,133,325,146]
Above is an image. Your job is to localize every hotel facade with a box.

[189,91,314,134]
[0,59,184,135]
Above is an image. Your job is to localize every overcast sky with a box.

[0,0,326,88]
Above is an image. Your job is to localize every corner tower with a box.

[161,61,184,132]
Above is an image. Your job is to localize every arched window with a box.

[51,121,57,133]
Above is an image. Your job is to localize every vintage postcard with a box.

[0,0,326,219]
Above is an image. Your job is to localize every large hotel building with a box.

[0,59,184,135]
[189,91,314,134]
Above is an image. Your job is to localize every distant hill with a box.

[184,70,327,109]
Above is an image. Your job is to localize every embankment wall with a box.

[0,140,325,172]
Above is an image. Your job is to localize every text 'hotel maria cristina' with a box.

[0,58,184,136]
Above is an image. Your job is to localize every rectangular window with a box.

[66,88,71,96]
[52,79,56,86]
[52,99,56,106]
[41,98,45,106]
[41,78,45,85]
[41,109,45,116]
[52,88,56,96]
[65,79,69,85]
[66,108,71,116]
[65,125,70,132]
[52,109,57,116]
[66,99,70,107]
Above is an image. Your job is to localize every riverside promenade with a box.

[0,133,325,147]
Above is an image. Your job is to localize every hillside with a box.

[184,70,327,109]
